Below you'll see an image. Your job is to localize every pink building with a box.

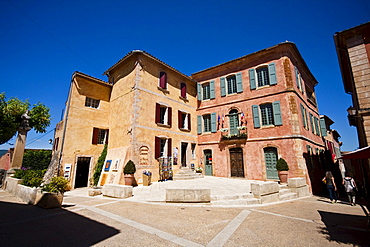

[192,42,326,187]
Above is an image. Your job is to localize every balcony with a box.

[220,126,248,141]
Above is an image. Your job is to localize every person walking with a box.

[322,171,338,203]
[343,172,357,206]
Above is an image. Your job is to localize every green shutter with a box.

[252,105,260,128]
[314,117,320,136]
[197,115,202,134]
[294,66,300,90]
[220,77,226,96]
[197,83,202,100]
[300,104,306,128]
[320,118,327,136]
[249,69,256,90]
[210,80,215,99]
[236,72,243,93]
[309,113,314,133]
[211,113,217,133]
[269,63,277,85]
[272,101,282,126]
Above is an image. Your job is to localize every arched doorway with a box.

[230,148,244,177]
[264,147,278,180]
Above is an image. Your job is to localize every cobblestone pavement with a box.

[1,180,369,246]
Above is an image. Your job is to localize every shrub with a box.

[42,176,69,194]
[276,158,289,171]
[22,169,46,187]
[22,150,52,170]
[92,144,107,186]
[123,160,136,174]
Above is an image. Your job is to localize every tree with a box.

[0,93,51,145]
[22,149,52,170]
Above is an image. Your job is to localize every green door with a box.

[204,150,213,175]
[264,147,278,180]
[229,110,239,136]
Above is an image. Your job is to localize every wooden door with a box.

[230,148,244,177]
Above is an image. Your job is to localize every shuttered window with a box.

[252,101,282,128]
[320,118,327,136]
[155,103,172,127]
[203,114,211,133]
[92,128,109,144]
[227,75,237,94]
[178,111,191,131]
[221,73,243,96]
[250,63,277,89]
[159,72,167,89]
[155,137,172,159]
[180,82,186,98]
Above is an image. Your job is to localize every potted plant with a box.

[37,176,69,209]
[276,158,289,184]
[123,160,137,186]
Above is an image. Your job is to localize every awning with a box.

[340,146,370,159]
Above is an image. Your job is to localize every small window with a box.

[227,75,237,94]
[92,128,109,144]
[203,114,211,133]
[156,103,172,126]
[155,137,172,159]
[180,82,187,98]
[85,97,100,109]
[178,111,191,130]
[260,104,274,126]
[159,72,167,89]
[257,67,270,87]
[202,83,210,100]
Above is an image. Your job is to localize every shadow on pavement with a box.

[318,210,370,246]
[0,201,120,247]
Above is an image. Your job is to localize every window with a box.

[252,101,282,128]
[53,137,59,151]
[227,75,237,94]
[306,87,316,105]
[249,63,277,90]
[180,82,187,98]
[85,97,100,109]
[178,111,191,131]
[159,72,167,89]
[92,128,109,144]
[295,66,304,93]
[191,143,196,159]
[203,114,211,133]
[300,104,309,130]
[155,103,172,126]
[257,67,270,87]
[197,81,215,100]
[197,113,217,134]
[228,109,239,135]
[220,73,243,96]
[155,137,172,159]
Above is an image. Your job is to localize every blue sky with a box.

[0,0,369,151]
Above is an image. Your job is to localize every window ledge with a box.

[157,123,171,128]
[157,86,169,94]
[180,128,191,132]
[179,96,189,102]
[260,125,276,129]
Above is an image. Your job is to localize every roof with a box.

[103,50,196,83]
[340,146,370,159]
[72,71,112,86]
[191,41,319,86]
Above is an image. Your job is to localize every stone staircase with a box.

[211,193,260,206]
[278,184,298,201]
[172,167,203,180]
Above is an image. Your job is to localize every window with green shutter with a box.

[250,63,277,89]
[252,101,282,127]
[203,114,211,133]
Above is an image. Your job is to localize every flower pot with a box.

[124,174,135,186]
[36,192,63,209]
[278,171,289,184]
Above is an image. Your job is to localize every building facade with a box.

[192,42,326,189]
[334,22,370,148]
[54,43,328,190]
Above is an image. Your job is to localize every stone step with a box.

[173,168,198,180]
[212,198,260,206]
[211,193,254,201]
[279,188,293,196]
[279,192,298,201]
